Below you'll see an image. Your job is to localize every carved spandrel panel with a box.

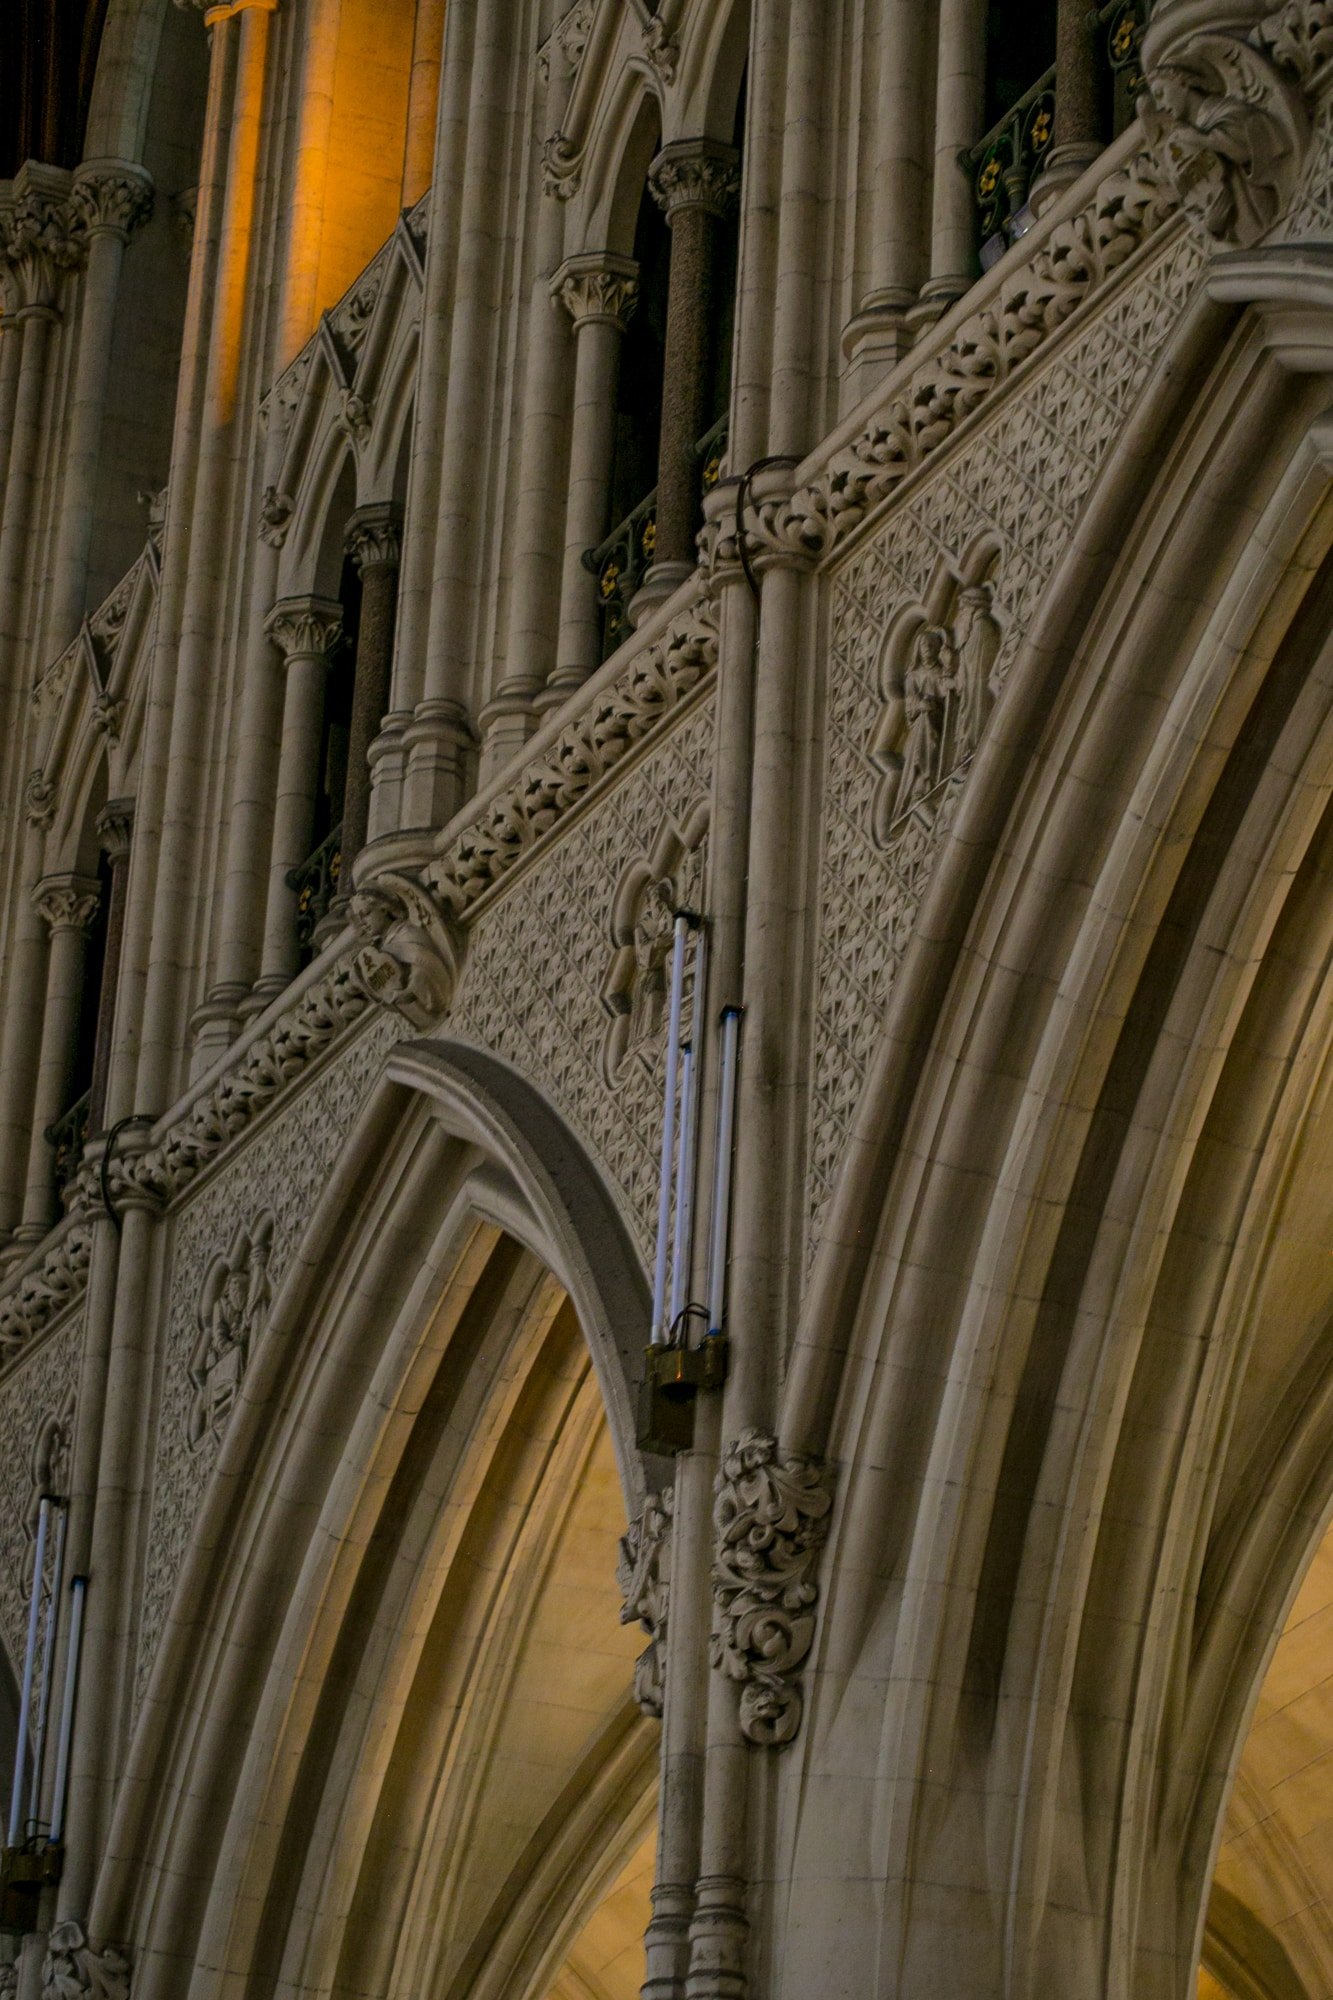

[809,229,1205,1263]
[451,693,715,1253]
[0,1313,81,1677]
[135,1008,403,1713]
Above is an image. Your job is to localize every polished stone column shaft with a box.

[45,162,154,655]
[342,506,402,871]
[88,800,134,1134]
[22,876,100,1235]
[645,140,740,595]
[549,253,638,697]
[258,596,342,992]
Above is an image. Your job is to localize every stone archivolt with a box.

[710,1430,835,1747]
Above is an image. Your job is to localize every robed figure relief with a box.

[187,1211,275,1452]
[870,577,1002,849]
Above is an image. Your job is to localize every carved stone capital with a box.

[345,502,403,574]
[34,874,100,936]
[2,163,80,311]
[264,594,343,664]
[551,251,639,331]
[648,138,741,222]
[1141,0,1333,245]
[618,1486,674,1717]
[348,873,462,1028]
[96,796,135,863]
[40,1920,130,2000]
[70,159,155,241]
[710,1429,835,1746]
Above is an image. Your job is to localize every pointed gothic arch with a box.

[90,1040,661,2000]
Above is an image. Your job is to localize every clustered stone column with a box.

[47,162,154,653]
[549,252,639,698]
[843,0,931,387]
[341,505,402,875]
[257,595,343,996]
[87,799,134,1133]
[641,139,740,612]
[21,875,101,1238]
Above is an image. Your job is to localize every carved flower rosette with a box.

[710,1429,835,1746]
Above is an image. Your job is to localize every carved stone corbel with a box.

[711,1429,835,1746]
[348,873,462,1028]
[1140,0,1333,246]
[618,1486,674,1717]
[41,1921,130,2000]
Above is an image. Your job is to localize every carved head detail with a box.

[1140,34,1308,244]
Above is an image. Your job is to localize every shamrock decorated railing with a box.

[288,822,343,961]
[585,417,731,663]
[970,0,1145,270]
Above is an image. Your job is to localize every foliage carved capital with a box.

[96,797,135,863]
[70,160,155,242]
[264,595,343,663]
[551,252,639,331]
[345,503,402,575]
[2,164,81,312]
[33,874,100,936]
[648,138,741,222]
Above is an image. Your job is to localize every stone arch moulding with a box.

[767,284,1333,2000]
[95,1041,659,2000]
[263,203,426,574]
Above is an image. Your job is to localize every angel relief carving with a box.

[869,572,1002,849]
[600,809,707,1086]
[186,1211,274,1453]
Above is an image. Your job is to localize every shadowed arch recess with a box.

[92,1046,662,2000]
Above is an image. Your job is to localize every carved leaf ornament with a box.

[711,1430,835,1746]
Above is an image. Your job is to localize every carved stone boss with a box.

[619,1486,674,1717]
[711,1429,835,1747]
